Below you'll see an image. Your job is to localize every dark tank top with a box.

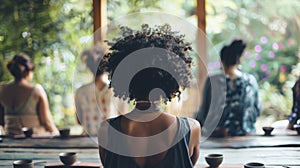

[101,116,193,168]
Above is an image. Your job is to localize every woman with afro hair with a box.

[97,24,200,168]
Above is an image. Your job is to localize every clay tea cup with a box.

[205,154,223,167]
[13,159,34,168]
[262,127,274,136]
[244,162,265,168]
[59,128,70,138]
[59,152,77,165]
[22,127,33,138]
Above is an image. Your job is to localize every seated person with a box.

[196,39,261,137]
[97,24,201,168]
[75,47,125,136]
[0,53,58,136]
[287,77,300,129]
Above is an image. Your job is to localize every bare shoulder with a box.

[34,83,44,91]
[33,84,47,97]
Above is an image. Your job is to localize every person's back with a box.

[222,73,260,135]
[0,53,58,136]
[196,39,261,137]
[101,113,199,168]
[97,24,201,168]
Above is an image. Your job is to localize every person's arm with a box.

[75,89,85,125]
[288,81,300,129]
[0,103,4,127]
[251,75,262,119]
[36,84,58,134]
[195,77,211,126]
[188,118,201,166]
[0,84,4,127]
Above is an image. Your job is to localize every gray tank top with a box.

[101,116,193,168]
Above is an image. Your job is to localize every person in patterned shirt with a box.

[196,39,261,137]
[75,46,124,136]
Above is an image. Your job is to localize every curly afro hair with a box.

[98,24,193,103]
[220,39,247,67]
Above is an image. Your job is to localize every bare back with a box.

[0,82,37,109]
[99,112,201,167]
[0,82,58,135]
[121,112,176,167]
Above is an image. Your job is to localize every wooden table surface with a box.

[1,132,300,168]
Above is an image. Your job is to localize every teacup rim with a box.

[59,152,77,157]
[22,127,33,131]
[244,162,265,167]
[13,159,33,165]
[205,154,223,158]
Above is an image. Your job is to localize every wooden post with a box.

[93,0,107,43]
[197,0,206,35]
[196,0,207,107]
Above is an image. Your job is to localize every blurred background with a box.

[0,0,300,129]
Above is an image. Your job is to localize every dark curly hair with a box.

[220,39,247,67]
[98,24,193,103]
[7,53,35,80]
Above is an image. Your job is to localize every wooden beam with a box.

[93,0,107,43]
[197,0,206,34]
[196,0,207,105]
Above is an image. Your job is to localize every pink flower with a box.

[272,43,279,50]
[260,36,268,44]
[245,51,251,58]
[280,66,286,72]
[269,51,275,58]
[254,45,262,53]
[288,39,294,46]
[279,43,285,49]
[261,64,268,71]
[249,61,256,68]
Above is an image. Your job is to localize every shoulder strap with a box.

[177,117,191,144]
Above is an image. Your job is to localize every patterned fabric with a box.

[75,82,120,135]
[288,78,300,126]
[196,73,261,136]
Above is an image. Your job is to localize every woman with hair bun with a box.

[196,39,261,137]
[0,53,58,136]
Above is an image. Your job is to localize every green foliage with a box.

[0,0,92,127]
[259,81,293,120]
[242,37,298,92]
[0,0,63,79]
[206,0,300,121]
